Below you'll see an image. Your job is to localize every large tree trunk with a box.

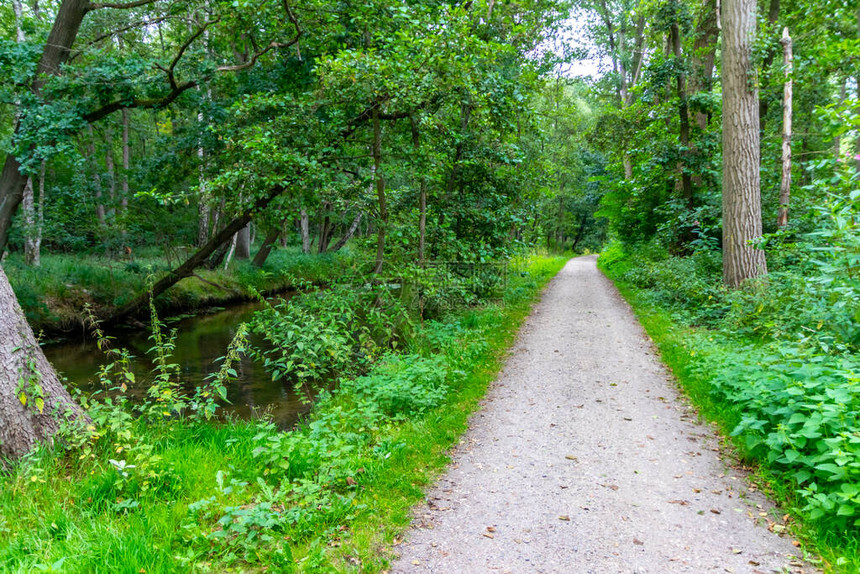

[0,0,90,253]
[722,0,767,287]
[0,265,84,460]
[777,28,792,229]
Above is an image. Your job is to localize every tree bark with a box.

[0,264,85,460]
[777,27,792,229]
[722,0,767,286]
[410,116,427,264]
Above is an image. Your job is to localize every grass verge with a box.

[598,249,859,574]
[0,254,567,573]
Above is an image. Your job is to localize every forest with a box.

[0,0,858,570]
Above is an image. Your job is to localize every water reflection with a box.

[43,298,311,428]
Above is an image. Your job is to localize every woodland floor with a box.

[388,255,817,574]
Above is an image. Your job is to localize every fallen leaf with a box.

[633,538,644,545]
[792,540,800,547]
[346,477,356,486]
[412,560,420,565]
[482,533,494,539]
[668,500,689,506]
[487,526,496,533]
[710,508,722,515]
[558,515,570,521]
[565,455,578,461]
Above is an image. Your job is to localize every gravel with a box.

[388,255,816,574]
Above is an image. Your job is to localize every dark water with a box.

[42,298,313,428]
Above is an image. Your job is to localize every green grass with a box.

[0,254,568,573]
[4,246,356,334]
[598,248,860,574]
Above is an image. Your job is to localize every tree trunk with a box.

[777,28,792,229]
[372,107,387,274]
[758,0,781,134]
[252,228,281,267]
[121,108,129,212]
[722,0,767,287]
[0,265,85,460]
[0,0,90,253]
[690,0,719,131]
[104,126,116,218]
[300,208,310,254]
[87,125,106,227]
[234,224,251,259]
[671,20,693,204]
[329,212,362,253]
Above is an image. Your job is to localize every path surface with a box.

[389,256,813,574]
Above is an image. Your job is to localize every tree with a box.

[0,264,84,460]
[721,0,767,286]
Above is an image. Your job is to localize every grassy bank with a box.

[0,254,567,573]
[598,242,860,573]
[4,247,355,335]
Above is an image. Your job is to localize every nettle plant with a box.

[248,279,412,391]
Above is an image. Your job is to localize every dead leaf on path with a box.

[559,485,569,489]
[412,560,420,565]
[748,560,760,566]
[710,508,722,515]
[558,515,570,521]
[668,500,689,506]
[792,540,801,547]
[633,538,644,545]
[482,533,495,539]
[565,455,578,461]
[487,526,496,533]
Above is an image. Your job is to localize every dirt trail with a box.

[389,256,814,574]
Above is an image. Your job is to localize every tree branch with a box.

[87,0,158,10]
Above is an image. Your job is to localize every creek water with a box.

[42,298,312,428]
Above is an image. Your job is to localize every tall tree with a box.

[721,0,767,286]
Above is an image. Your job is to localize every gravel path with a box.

[389,256,814,574]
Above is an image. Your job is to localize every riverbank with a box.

[0,254,567,573]
[4,247,353,336]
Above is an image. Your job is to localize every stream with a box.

[42,298,312,428]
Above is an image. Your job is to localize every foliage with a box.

[0,253,566,572]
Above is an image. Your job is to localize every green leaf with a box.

[19,392,26,407]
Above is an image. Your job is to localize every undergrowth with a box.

[0,253,566,573]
